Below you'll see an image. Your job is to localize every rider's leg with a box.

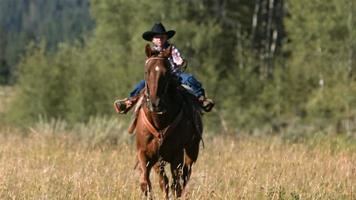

[114,80,145,114]
[178,73,214,112]
[129,80,146,98]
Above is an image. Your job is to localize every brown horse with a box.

[134,44,202,199]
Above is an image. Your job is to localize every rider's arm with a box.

[171,45,187,73]
[172,46,184,66]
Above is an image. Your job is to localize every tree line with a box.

[3,0,356,135]
[0,0,93,84]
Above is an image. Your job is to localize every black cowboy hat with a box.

[142,22,175,41]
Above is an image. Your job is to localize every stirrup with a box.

[200,97,215,112]
[114,98,131,114]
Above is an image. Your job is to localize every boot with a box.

[114,96,139,114]
[198,96,215,112]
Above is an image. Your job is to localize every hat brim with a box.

[142,30,175,41]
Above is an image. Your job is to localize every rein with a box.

[145,57,166,65]
[142,55,183,141]
[144,56,171,112]
[140,106,184,141]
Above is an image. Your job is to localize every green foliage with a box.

[284,0,356,131]
[0,0,93,84]
[7,39,130,124]
[7,0,226,125]
[4,0,356,137]
[8,42,78,123]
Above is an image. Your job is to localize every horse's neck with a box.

[166,86,184,115]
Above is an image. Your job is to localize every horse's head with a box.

[144,44,173,112]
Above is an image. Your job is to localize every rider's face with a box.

[152,34,167,47]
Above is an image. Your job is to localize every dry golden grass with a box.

[0,127,355,200]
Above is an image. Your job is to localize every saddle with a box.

[127,87,203,136]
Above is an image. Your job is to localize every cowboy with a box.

[115,22,214,114]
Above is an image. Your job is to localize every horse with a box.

[134,44,202,199]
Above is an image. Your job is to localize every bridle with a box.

[144,56,171,113]
[141,55,185,142]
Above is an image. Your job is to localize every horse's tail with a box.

[193,109,205,149]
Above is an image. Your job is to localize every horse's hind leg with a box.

[182,135,200,196]
[154,160,169,199]
[183,154,193,188]
[137,150,154,198]
[181,152,194,198]
[170,151,184,198]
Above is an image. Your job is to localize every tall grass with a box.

[0,121,355,199]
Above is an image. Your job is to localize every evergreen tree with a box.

[285,0,356,127]
[0,0,94,83]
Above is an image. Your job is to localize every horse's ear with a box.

[145,44,152,57]
[161,45,172,57]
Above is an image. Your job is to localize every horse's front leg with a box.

[154,160,169,199]
[137,150,153,198]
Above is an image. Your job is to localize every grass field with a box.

[0,123,355,200]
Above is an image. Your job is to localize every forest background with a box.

[0,0,355,138]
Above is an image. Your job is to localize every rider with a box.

[115,22,214,114]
